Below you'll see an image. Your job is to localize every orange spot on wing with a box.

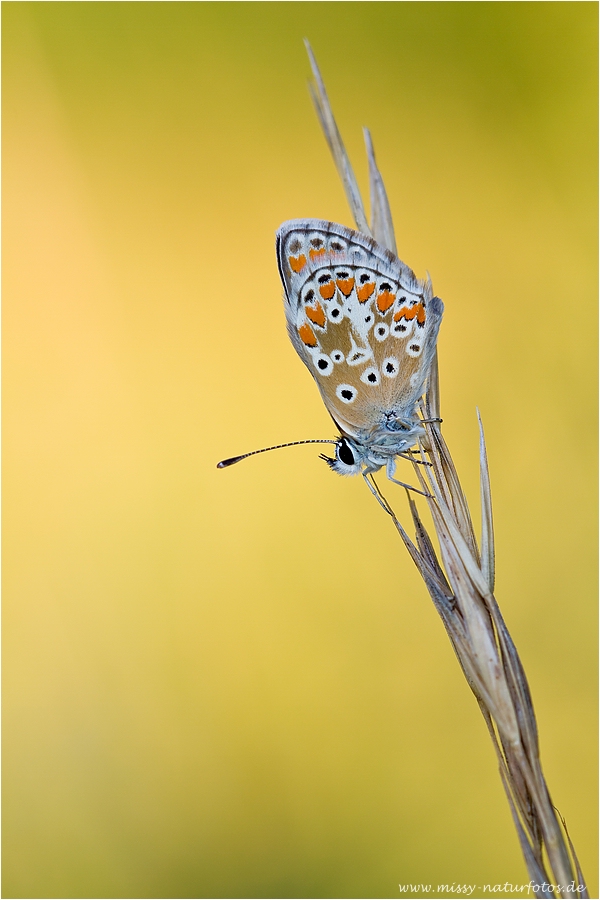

[357,282,375,303]
[377,290,396,313]
[319,281,336,300]
[393,302,426,323]
[290,254,307,273]
[336,277,355,297]
[305,302,326,328]
[298,323,318,347]
[309,247,326,260]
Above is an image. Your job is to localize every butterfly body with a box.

[276,219,443,479]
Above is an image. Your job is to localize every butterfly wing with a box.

[276,219,443,439]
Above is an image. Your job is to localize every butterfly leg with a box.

[397,451,432,467]
[361,471,398,519]
[385,458,431,498]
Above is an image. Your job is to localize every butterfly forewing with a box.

[276,219,443,438]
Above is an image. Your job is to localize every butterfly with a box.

[218,217,443,495]
[276,218,443,481]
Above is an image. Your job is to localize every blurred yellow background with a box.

[3,4,597,898]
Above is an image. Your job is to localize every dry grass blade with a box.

[303,43,589,899]
[556,809,589,899]
[425,349,441,422]
[363,127,397,254]
[304,39,370,236]
[478,408,495,594]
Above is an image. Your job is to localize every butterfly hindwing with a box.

[276,219,443,438]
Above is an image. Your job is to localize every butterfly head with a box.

[319,417,425,476]
[319,436,366,476]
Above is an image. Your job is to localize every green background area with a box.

[3,3,597,898]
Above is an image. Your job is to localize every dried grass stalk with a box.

[304,41,588,900]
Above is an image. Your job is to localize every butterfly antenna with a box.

[217,439,338,469]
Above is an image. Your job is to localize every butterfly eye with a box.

[336,438,356,467]
[321,436,363,476]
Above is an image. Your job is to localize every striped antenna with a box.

[217,439,338,469]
